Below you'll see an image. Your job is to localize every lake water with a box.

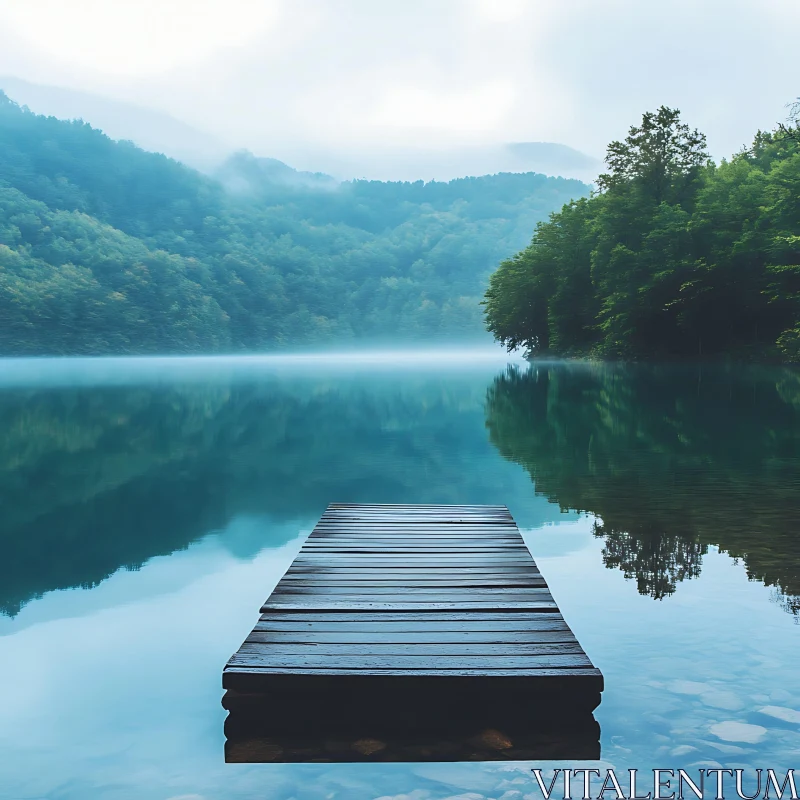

[1,351,799,800]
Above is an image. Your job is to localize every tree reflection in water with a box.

[485,363,800,614]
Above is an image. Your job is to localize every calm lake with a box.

[1,351,799,800]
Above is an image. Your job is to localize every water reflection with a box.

[0,367,559,616]
[485,362,800,614]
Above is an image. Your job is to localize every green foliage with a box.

[597,105,709,204]
[484,106,800,361]
[0,93,588,354]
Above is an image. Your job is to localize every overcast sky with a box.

[0,0,797,166]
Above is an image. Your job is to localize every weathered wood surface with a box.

[222,503,603,761]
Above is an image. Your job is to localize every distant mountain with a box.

[503,141,602,176]
[0,75,228,170]
[215,150,340,196]
[276,141,602,184]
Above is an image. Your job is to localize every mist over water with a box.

[0,347,527,387]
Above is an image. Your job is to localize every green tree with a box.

[597,105,709,204]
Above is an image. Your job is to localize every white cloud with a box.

[0,0,281,77]
[471,0,530,23]
[367,81,517,138]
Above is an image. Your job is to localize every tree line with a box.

[484,105,800,361]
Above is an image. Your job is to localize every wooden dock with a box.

[222,503,603,762]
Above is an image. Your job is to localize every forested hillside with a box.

[0,93,588,355]
[484,105,800,362]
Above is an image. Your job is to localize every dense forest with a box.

[485,362,800,616]
[484,105,800,361]
[0,92,587,354]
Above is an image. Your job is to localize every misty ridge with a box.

[0,81,593,356]
[0,76,602,183]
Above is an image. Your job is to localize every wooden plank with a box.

[292,560,535,565]
[320,516,514,521]
[284,574,540,580]
[293,555,534,561]
[305,539,525,544]
[292,556,535,561]
[312,529,521,534]
[308,536,524,541]
[263,590,555,601]
[256,611,570,623]
[304,542,526,547]
[224,666,604,683]
[240,641,586,656]
[321,510,510,513]
[320,510,512,514]
[261,601,559,611]
[291,562,538,568]
[321,512,513,516]
[303,537,526,542]
[302,552,529,556]
[310,529,521,535]
[246,630,578,643]
[281,568,542,576]
[315,520,517,524]
[292,559,535,565]
[327,504,511,510]
[312,522,519,527]
[323,506,509,510]
[226,666,602,677]
[289,564,538,570]
[295,551,532,557]
[253,616,573,631]
[313,521,518,526]
[298,545,530,551]
[307,532,524,537]
[278,579,548,587]
[302,539,528,544]
[227,652,594,669]
[272,587,553,597]
[280,573,546,579]
[285,567,541,574]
